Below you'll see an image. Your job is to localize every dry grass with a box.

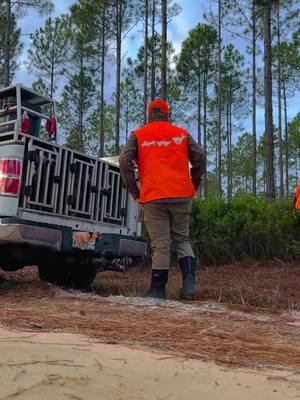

[0,262,300,370]
[93,260,300,310]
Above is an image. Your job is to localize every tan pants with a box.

[143,199,194,269]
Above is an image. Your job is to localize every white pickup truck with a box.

[0,84,146,289]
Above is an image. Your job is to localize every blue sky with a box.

[14,0,300,142]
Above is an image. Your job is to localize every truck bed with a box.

[0,133,140,237]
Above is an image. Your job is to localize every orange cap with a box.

[147,99,169,114]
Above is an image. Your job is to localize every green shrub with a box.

[190,195,300,265]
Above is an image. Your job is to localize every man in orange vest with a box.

[295,183,300,211]
[120,99,205,300]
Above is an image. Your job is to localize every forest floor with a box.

[0,262,299,399]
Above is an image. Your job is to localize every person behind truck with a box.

[119,99,205,300]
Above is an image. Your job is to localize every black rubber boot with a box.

[143,269,168,300]
[180,257,196,300]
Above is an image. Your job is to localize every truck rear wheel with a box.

[38,262,98,290]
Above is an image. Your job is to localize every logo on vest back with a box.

[172,134,185,145]
[141,133,185,148]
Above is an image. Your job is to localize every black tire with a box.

[38,262,98,290]
[67,263,98,290]
[38,264,63,284]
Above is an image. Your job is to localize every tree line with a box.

[0,0,300,199]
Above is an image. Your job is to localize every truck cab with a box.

[0,84,146,289]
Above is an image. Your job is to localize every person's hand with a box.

[137,203,144,221]
[130,187,140,201]
[192,179,201,192]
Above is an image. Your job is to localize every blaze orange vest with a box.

[133,121,196,204]
[295,184,300,210]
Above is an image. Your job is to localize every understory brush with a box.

[190,195,300,265]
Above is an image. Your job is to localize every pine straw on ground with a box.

[0,262,300,370]
[94,260,300,310]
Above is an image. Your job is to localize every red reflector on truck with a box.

[0,159,21,176]
[0,159,22,196]
[0,177,20,195]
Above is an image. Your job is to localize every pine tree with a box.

[148,0,181,100]
[88,103,116,157]
[161,0,167,100]
[58,73,96,152]
[99,2,108,157]
[231,133,253,193]
[222,44,249,199]
[222,0,263,196]
[288,113,300,186]
[271,0,297,196]
[72,0,115,157]
[3,0,12,87]
[57,1,96,151]
[0,4,22,87]
[177,23,217,196]
[2,0,53,87]
[167,66,192,126]
[143,0,149,123]
[27,16,71,98]
[216,0,223,196]
[107,0,140,154]
[279,37,300,194]
[120,57,144,140]
[150,0,157,100]
[271,0,299,196]
[135,32,178,114]
[255,0,276,201]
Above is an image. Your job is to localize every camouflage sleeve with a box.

[119,133,140,200]
[187,134,206,190]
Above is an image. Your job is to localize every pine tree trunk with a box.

[115,0,122,154]
[197,72,202,145]
[215,139,218,193]
[263,2,275,201]
[143,0,149,124]
[161,0,167,100]
[277,6,284,197]
[197,71,202,196]
[203,69,208,197]
[100,4,106,157]
[263,162,266,193]
[252,0,257,196]
[125,88,129,140]
[150,0,156,100]
[79,53,84,152]
[50,60,54,99]
[4,0,11,87]
[229,94,232,198]
[217,0,222,195]
[226,103,230,198]
[283,78,289,195]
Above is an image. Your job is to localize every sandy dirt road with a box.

[0,327,300,400]
[0,268,300,399]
